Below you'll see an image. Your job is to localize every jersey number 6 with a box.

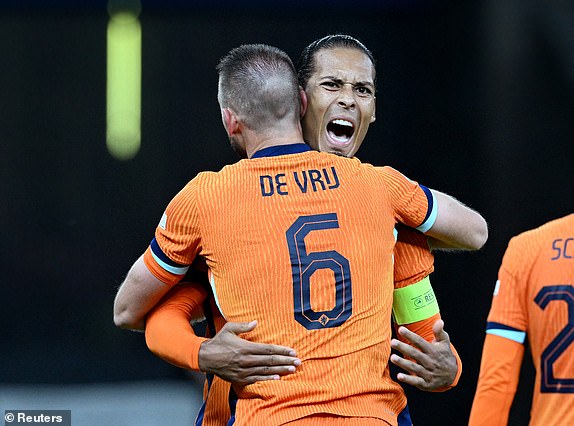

[286,213,352,330]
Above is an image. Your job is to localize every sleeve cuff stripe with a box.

[416,185,437,233]
[486,328,526,344]
[150,238,190,275]
[486,321,523,332]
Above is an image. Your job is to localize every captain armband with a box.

[392,276,440,325]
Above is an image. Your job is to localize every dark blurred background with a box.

[1,0,573,424]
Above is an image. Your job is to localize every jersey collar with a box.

[251,143,311,159]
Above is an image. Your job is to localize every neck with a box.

[244,124,306,159]
[246,137,306,159]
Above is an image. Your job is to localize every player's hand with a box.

[389,319,457,391]
[198,320,301,385]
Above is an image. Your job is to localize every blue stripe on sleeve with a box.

[149,238,190,275]
[416,185,437,233]
[486,321,526,344]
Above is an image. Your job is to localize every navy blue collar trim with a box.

[251,143,311,159]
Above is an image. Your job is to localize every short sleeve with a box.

[143,178,204,285]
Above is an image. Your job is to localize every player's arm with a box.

[424,189,488,250]
[113,254,174,331]
[198,321,301,385]
[114,179,203,331]
[390,284,462,391]
[145,282,210,369]
[145,281,301,384]
[469,236,529,424]
[390,228,461,391]
[382,167,487,251]
[469,334,524,426]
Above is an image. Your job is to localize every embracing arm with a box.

[145,283,209,370]
[145,282,301,384]
[391,278,461,391]
[425,189,488,250]
[391,228,460,391]
[113,254,174,331]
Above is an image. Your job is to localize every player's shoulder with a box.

[310,151,378,175]
[537,213,574,234]
[505,227,542,260]
[180,171,215,191]
[342,156,400,176]
[189,163,241,186]
[504,214,573,270]
[172,170,223,203]
[359,162,410,180]
[511,214,574,246]
[317,151,362,166]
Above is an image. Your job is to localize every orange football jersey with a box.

[143,146,436,425]
[147,226,438,426]
[470,214,574,425]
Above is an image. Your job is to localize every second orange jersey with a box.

[478,214,574,425]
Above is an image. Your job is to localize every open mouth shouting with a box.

[326,118,355,146]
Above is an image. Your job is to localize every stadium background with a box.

[1,1,573,424]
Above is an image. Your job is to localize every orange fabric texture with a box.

[145,283,209,370]
[198,295,232,426]
[144,261,213,370]
[146,230,441,425]
[145,280,231,426]
[143,151,433,426]
[143,246,185,286]
[283,414,392,425]
[468,334,524,426]
[393,225,434,288]
[470,214,574,426]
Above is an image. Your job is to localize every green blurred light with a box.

[106,10,141,161]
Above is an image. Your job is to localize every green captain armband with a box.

[392,276,440,325]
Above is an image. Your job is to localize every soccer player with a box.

[144,35,477,426]
[469,213,574,426]
[114,43,486,425]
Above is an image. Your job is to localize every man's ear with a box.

[222,108,241,136]
[299,88,308,118]
[370,103,376,123]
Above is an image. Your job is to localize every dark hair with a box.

[297,34,376,90]
[217,44,300,130]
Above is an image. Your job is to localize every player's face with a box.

[302,47,376,158]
